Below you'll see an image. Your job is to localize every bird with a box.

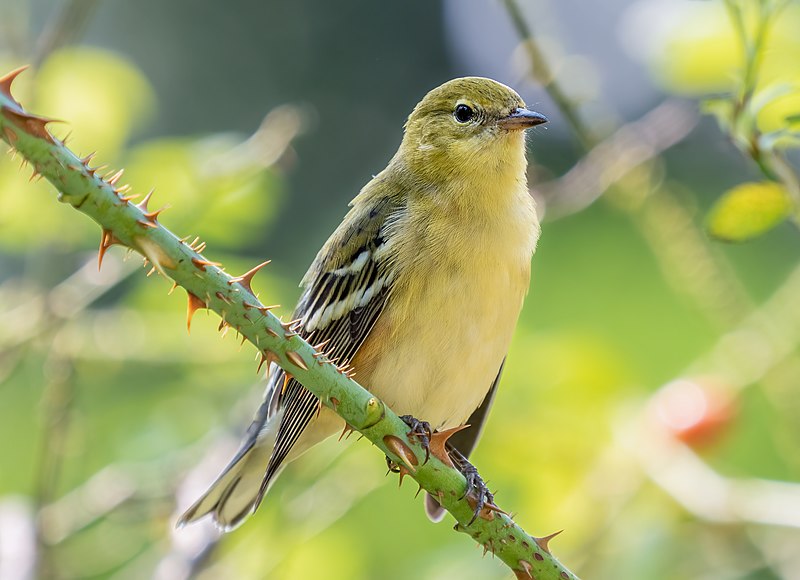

[178,77,547,530]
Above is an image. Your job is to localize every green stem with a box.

[0,72,579,580]
[501,0,596,151]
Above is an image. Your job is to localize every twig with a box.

[502,0,596,150]
[539,100,699,219]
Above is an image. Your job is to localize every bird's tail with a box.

[177,406,283,531]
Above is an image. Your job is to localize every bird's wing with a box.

[257,194,401,504]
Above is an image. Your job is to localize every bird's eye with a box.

[453,104,474,124]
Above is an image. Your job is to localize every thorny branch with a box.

[0,67,579,580]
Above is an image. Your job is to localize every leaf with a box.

[749,83,795,116]
[758,129,800,151]
[706,181,793,242]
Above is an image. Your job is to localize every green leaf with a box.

[706,181,793,242]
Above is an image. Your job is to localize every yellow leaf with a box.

[706,181,792,242]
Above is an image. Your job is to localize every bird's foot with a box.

[399,414,432,465]
[450,449,502,525]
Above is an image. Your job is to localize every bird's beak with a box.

[498,107,548,130]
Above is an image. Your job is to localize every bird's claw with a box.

[399,414,432,465]
[451,451,495,525]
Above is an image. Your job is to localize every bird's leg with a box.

[448,446,495,525]
[399,415,432,464]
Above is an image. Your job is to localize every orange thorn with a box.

[533,530,563,554]
[313,338,332,351]
[257,352,268,374]
[468,498,507,521]
[428,425,471,468]
[329,397,339,411]
[135,189,154,212]
[256,351,279,374]
[338,422,355,441]
[1,109,59,143]
[168,281,178,295]
[398,465,411,487]
[266,327,279,338]
[0,66,28,103]
[143,205,169,223]
[136,219,158,229]
[191,258,221,271]
[97,229,122,270]
[186,291,206,333]
[228,260,271,294]
[87,163,105,177]
[383,435,418,472]
[107,168,124,185]
[514,561,533,580]
[286,350,308,371]
[80,152,96,166]
[258,304,280,314]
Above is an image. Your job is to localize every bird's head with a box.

[397,77,547,182]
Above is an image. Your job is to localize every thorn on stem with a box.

[533,530,563,555]
[0,66,28,104]
[1,108,59,143]
[286,350,309,371]
[186,291,207,333]
[228,260,271,294]
[428,424,470,468]
[106,168,124,186]
[98,229,123,270]
[383,435,418,472]
[191,258,221,271]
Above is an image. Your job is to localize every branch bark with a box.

[0,67,579,580]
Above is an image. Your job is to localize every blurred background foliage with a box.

[1,0,800,578]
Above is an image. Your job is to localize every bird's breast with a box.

[352,187,538,430]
